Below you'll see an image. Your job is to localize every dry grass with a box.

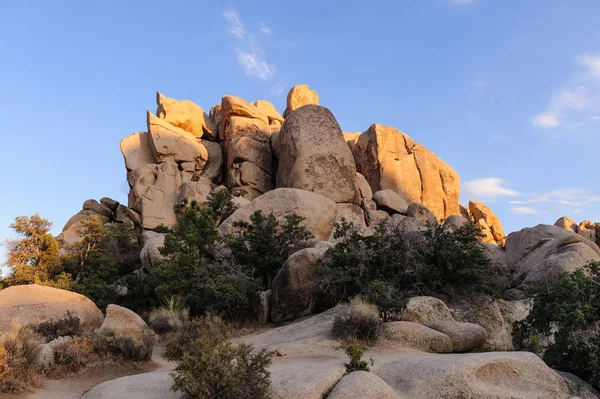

[0,325,44,393]
[148,296,189,334]
[332,297,381,343]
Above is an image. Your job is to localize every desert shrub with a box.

[95,328,156,361]
[33,312,81,342]
[344,341,373,372]
[314,220,500,311]
[171,335,272,399]
[228,211,314,288]
[0,326,44,392]
[332,298,381,342]
[0,344,14,392]
[149,296,190,334]
[165,316,231,361]
[513,262,600,389]
[51,336,96,375]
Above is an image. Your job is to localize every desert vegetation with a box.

[514,261,600,390]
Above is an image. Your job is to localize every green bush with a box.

[171,334,272,399]
[228,210,314,288]
[344,341,373,372]
[514,262,600,389]
[332,298,381,342]
[314,219,500,311]
[95,328,156,361]
[165,316,231,361]
[148,296,189,334]
[33,312,81,342]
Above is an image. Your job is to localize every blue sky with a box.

[1,0,600,267]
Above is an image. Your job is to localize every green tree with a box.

[513,262,600,389]
[313,219,500,313]
[3,214,63,286]
[228,211,314,288]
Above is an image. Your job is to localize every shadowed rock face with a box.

[273,104,361,205]
[353,123,460,220]
[505,224,600,297]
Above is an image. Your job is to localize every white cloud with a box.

[222,9,276,81]
[475,80,488,87]
[577,53,600,80]
[508,188,600,206]
[531,112,558,128]
[270,82,285,95]
[591,115,600,120]
[510,207,542,215]
[532,54,600,129]
[464,178,519,198]
[259,22,272,34]
[237,49,275,80]
[223,9,245,39]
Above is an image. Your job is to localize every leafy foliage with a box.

[3,214,63,286]
[228,211,314,287]
[332,297,381,342]
[171,320,272,399]
[344,341,373,372]
[313,219,500,313]
[514,262,600,389]
[165,316,232,361]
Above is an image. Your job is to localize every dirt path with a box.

[15,344,175,399]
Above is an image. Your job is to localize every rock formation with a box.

[353,124,460,220]
[469,200,506,246]
[0,284,103,332]
[283,84,319,117]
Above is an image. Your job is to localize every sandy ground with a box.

[6,344,175,399]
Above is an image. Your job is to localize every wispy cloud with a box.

[578,53,600,79]
[531,112,558,128]
[270,82,285,96]
[223,9,245,39]
[532,53,600,129]
[259,22,272,34]
[222,9,276,81]
[510,206,542,215]
[237,49,275,80]
[474,80,488,88]
[508,188,600,207]
[464,178,519,198]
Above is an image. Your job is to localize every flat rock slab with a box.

[82,371,179,399]
[373,351,569,399]
[328,371,401,399]
[271,357,346,399]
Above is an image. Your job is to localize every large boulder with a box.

[578,220,598,242]
[554,216,578,232]
[469,200,505,245]
[146,111,208,173]
[353,124,460,220]
[99,304,149,338]
[374,351,569,399]
[156,92,216,140]
[0,285,103,332]
[140,231,166,270]
[373,189,408,215]
[406,203,438,226]
[218,188,338,241]
[283,84,319,117]
[271,247,329,323]
[83,199,112,218]
[221,95,269,127]
[120,132,155,172]
[273,105,360,205]
[127,161,181,229]
[450,295,530,351]
[381,321,454,353]
[82,370,179,399]
[176,178,213,205]
[425,321,487,352]
[401,296,455,324]
[505,224,600,297]
[271,360,345,399]
[328,371,400,399]
[253,100,284,124]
